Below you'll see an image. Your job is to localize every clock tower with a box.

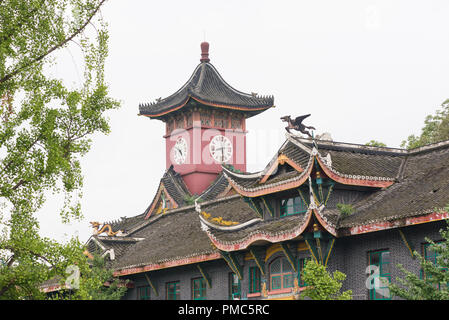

[139,43,274,195]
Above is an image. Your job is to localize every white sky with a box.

[36,0,449,244]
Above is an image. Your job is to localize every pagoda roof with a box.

[85,136,449,277]
[139,44,274,118]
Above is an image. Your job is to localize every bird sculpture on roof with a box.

[281,114,316,138]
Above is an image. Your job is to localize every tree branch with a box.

[0,0,107,85]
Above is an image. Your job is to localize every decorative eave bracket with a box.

[249,247,266,276]
[219,250,243,280]
[144,273,158,296]
[304,230,335,267]
[398,229,415,259]
[197,264,212,288]
[280,243,297,273]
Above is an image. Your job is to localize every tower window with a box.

[280,196,307,217]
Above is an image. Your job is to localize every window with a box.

[423,242,448,290]
[280,196,307,217]
[192,278,206,300]
[138,286,151,300]
[368,250,391,300]
[229,273,241,300]
[269,257,294,291]
[297,257,311,287]
[166,281,180,300]
[249,267,261,294]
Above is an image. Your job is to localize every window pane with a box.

[370,252,380,265]
[282,258,293,273]
[284,274,294,288]
[249,267,261,293]
[381,251,390,264]
[271,258,281,274]
[271,276,281,290]
[368,250,392,300]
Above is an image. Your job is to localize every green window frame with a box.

[192,278,206,300]
[138,286,151,300]
[297,257,311,287]
[249,267,261,294]
[269,257,294,290]
[368,250,391,300]
[280,196,307,217]
[228,272,241,300]
[422,242,448,290]
[166,281,180,300]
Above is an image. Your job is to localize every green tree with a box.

[401,99,449,149]
[0,0,119,299]
[49,253,128,300]
[300,259,352,300]
[365,140,387,147]
[389,221,449,300]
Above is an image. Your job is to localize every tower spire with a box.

[200,42,210,63]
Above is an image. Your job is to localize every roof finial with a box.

[200,41,210,63]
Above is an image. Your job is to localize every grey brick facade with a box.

[120,220,446,300]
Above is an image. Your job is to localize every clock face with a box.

[209,135,233,163]
[173,137,188,164]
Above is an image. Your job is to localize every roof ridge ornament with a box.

[200,41,210,63]
[281,114,315,138]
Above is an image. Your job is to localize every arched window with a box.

[269,257,294,291]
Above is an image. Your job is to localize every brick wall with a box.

[121,220,446,300]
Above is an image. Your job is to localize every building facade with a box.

[84,43,449,300]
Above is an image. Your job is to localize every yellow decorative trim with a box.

[324,238,335,267]
[398,229,414,257]
[324,183,334,206]
[265,243,282,262]
[297,241,308,251]
[244,252,254,260]
[250,249,266,276]
[304,240,318,263]
[262,282,268,298]
[200,211,239,226]
[261,197,274,217]
[280,244,297,273]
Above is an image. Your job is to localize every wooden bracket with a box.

[304,232,335,266]
[144,273,158,296]
[197,264,212,288]
[261,196,274,217]
[398,229,415,259]
[220,250,243,280]
[243,196,264,218]
[249,247,266,276]
[280,243,297,272]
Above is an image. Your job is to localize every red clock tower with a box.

[139,43,274,195]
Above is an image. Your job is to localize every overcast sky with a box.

[36,0,449,244]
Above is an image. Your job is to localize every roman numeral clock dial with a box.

[173,137,187,164]
[209,135,233,163]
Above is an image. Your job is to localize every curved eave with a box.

[342,210,449,236]
[315,153,395,188]
[224,155,314,197]
[113,252,222,277]
[139,95,273,119]
[204,209,314,251]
